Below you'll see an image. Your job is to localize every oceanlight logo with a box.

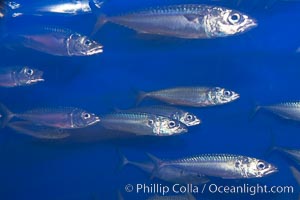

[124,183,294,196]
[208,183,294,196]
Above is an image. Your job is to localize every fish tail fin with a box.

[116,149,130,171]
[91,14,108,36]
[136,91,147,106]
[0,103,14,128]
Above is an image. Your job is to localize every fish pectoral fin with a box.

[183,14,202,23]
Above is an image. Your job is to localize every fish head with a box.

[207,8,257,37]
[68,33,103,56]
[237,157,278,178]
[153,117,188,136]
[72,109,101,128]
[16,66,44,86]
[180,112,201,126]
[209,87,239,105]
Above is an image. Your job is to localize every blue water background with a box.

[0,0,300,199]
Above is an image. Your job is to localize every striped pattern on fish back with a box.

[23,107,80,114]
[102,112,155,121]
[169,154,242,164]
[277,102,300,108]
[134,4,214,15]
[150,87,208,99]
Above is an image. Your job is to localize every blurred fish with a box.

[296,47,300,53]
[147,153,277,179]
[93,4,257,39]
[0,66,44,87]
[290,165,300,185]
[5,0,103,17]
[119,152,209,184]
[116,105,201,126]
[6,26,103,56]
[147,194,196,200]
[137,87,239,107]
[272,146,300,165]
[254,102,300,121]
[0,103,100,129]
[7,121,70,139]
[100,111,187,136]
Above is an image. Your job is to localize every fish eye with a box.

[24,68,34,76]
[84,40,92,46]
[148,119,154,125]
[228,13,241,24]
[257,162,266,170]
[224,90,231,96]
[82,112,91,119]
[186,114,193,121]
[168,121,176,128]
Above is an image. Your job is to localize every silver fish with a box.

[0,66,44,87]
[137,87,239,107]
[7,121,70,139]
[147,154,277,179]
[119,152,209,184]
[5,0,103,17]
[94,4,257,39]
[147,194,196,200]
[0,103,100,129]
[255,102,300,121]
[9,26,103,56]
[117,105,201,126]
[100,111,187,136]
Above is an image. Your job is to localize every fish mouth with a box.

[237,17,257,33]
[86,116,101,126]
[187,118,201,126]
[244,18,258,30]
[30,78,45,83]
[93,117,101,124]
[231,93,240,101]
[265,167,278,176]
[86,45,103,55]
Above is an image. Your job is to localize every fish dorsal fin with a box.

[146,153,163,166]
[184,14,202,23]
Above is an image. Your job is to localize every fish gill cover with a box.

[0,0,299,200]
